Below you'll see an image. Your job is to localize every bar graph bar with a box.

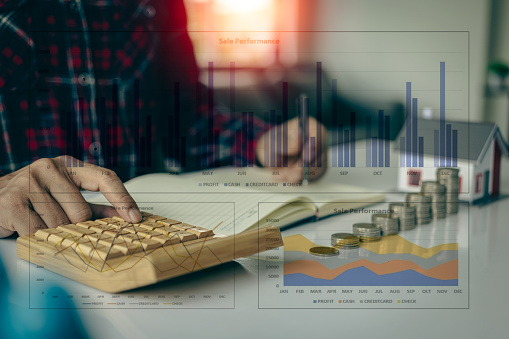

[249,112,254,167]
[282,82,288,167]
[344,130,350,167]
[98,97,106,165]
[398,62,459,168]
[310,137,316,167]
[432,62,458,168]
[452,130,458,167]
[366,110,390,167]
[378,110,383,167]
[384,115,390,167]
[173,83,180,167]
[208,62,214,164]
[196,82,203,169]
[332,111,355,168]
[134,79,140,168]
[412,98,418,167]
[446,124,452,166]
[332,79,338,168]
[276,115,282,167]
[406,82,411,167]
[111,80,118,167]
[51,53,463,174]
[270,110,276,167]
[230,62,235,163]
[350,112,355,167]
[371,137,377,167]
[440,61,446,166]
[146,115,152,167]
[264,112,270,167]
[316,62,322,167]
[366,117,371,167]
[338,125,343,167]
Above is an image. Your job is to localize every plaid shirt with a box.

[0,0,267,181]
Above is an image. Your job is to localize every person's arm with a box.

[190,103,327,182]
[0,3,141,238]
[0,156,141,238]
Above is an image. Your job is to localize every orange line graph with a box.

[284,259,458,281]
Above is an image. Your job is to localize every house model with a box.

[394,119,509,204]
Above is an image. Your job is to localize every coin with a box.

[389,202,416,230]
[436,168,460,214]
[421,181,447,219]
[358,236,382,242]
[331,233,360,249]
[371,213,399,235]
[352,223,382,241]
[405,193,432,224]
[309,246,340,257]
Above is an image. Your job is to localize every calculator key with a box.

[151,234,180,245]
[113,242,144,255]
[159,219,181,226]
[35,228,63,241]
[173,223,194,231]
[95,218,120,225]
[157,226,180,235]
[146,215,166,221]
[57,224,95,238]
[187,228,213,238]
[121,233,150,243]
[89,224,118,234]
[76,221,102,228]
[139,238,162,251]
[175,231,197,242]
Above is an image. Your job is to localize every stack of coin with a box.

[352,223,381,242]
[371,213,399,235]
[420,181,447,219]
[389,202,416,230]
[436,167,460,214]
[405,193,432,224]
[331,233,360,249]
[309,246,340,257]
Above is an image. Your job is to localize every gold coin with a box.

[333,243,359,249]
[309,246,339,257]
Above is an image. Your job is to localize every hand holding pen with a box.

[255,95,328,183]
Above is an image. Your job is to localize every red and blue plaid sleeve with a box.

[0,0,270,180]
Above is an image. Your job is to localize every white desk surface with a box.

[1,147,509,339]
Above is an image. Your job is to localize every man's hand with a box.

[0,156,141,238]
[256,117,327,182]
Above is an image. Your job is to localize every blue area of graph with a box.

[284,267,458,286]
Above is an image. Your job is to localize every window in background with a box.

[408,170,421,186]
[475,173,483,194]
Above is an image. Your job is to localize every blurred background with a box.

[182,0,497,121]
[182,0,509,183]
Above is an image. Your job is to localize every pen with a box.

[298,94,309,186]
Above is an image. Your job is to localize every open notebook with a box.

[87,168,385,236]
